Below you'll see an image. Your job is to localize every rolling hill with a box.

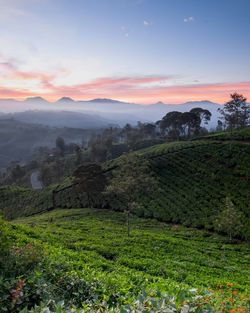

[1,110,114,129]
[1,127,249,240]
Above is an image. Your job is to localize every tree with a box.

[218,93,249,130]
[180,112,200,137]
[158,109,209,139]
[73,163,107,207]
[214,197,244,240]
[216,120,224,132]
[75,145,83,166]
[121,123,133,143]
[159,111,183,139]
[106,154,156,236]
[56,136,66,157]
[10,164,25,184]
[137,122,156,140]
[88,135,107,162]
[189,107,212,134]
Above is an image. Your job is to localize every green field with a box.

[1,208,249,312]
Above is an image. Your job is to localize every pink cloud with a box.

[0,87,37,98]
[0,62,249,104]
[42,79,250,104]
[0,61,56,81]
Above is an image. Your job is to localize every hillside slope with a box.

[1,128,250,238]
[105,140,250,237]
[194,126,250,141]
[1,208,249,311]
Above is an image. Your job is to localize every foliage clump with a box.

[214,197,245,240]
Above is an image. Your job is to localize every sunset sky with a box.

[0,0,249,104]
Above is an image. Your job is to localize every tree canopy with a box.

[219,93,249,130]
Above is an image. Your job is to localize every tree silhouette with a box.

[218,93,249,131]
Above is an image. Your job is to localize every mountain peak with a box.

[56,97,75,103]
[183,100,217,105]
[90,98,123,103]
[155,101,166,105]
[25,96,47,102]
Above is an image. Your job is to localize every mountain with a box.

[26,96,47,103]
[90,98,125,103]
[56,97,75,103]
[0,97,222,128]
[1,110,115,129]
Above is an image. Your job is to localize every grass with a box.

[1,208,249,311]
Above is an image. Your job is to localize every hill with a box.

[1,208,249,311]
[1,128,249,239]
[194,126,250,141]
[1,110,115,128]
[106,140,250,239]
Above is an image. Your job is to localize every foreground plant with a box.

[19,287,249,313]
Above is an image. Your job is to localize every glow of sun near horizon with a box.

[0,0,250,104]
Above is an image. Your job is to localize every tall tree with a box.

[189,107,211,134]
[180,112,200,137]
[218,93,249,130]
[159,111,183,139]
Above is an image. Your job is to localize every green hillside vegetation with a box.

[108,140,250,239]
[1,132,249,240]
[1,209,249,312]
[195,126,250,141]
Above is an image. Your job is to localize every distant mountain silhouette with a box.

[0,97,223,127]
[56,97,75,103]
[25,97,48,103]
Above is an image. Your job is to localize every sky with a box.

[0,0,250,104]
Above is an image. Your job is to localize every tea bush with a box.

[1,209,249,312]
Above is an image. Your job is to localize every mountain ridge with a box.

[0,97,222,127]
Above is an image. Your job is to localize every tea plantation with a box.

[1,209,249,312]
[1,133,250,239]
[1,128,250,311]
